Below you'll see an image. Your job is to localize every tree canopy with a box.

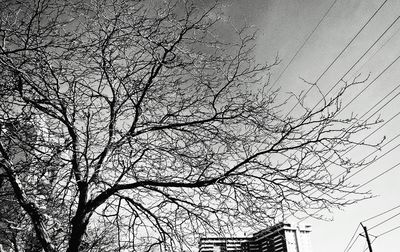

[0,0,379,251]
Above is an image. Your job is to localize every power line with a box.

[376,224,400,237]
[301,103,400,197]
[348,19,400,84]
[299,127,400,214]
[289,91,400,223]
[344,233,360,252]
[356,220,400,250]
[363,203,400,223]
[303,18,400,167]
[337,53,400,116]
[274,4,400,177]
[304,82,400,183]
[286,0,389,116]
[269,0,339,90]
[291,49,400,194]
[359,83,400,123]
[312,15,400,111]
[274,1,399,224]
[294,102,400,223]
[343,223,361,252]
[354,161,400,195]
[324,84,400,174]
[362,237,377,252]
[369,211,400,230]
[299,158,400,222]
[275,84,400,221]
[336,127,400,182]
[272,15,400,192]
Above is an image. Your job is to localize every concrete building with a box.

[199,223,312,252]
[199,237,249,252]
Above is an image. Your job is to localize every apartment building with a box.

[199,237,249,252]
[199,223,312,252]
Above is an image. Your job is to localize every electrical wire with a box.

[289,95,400,223]
[275,80,400,216]
[287,46,400,196]
[343,223,361,252]
[304,83,400,182]
[362,236,377,252]
[336,128,400,182]
[299,159,400,222]
[344,234,360,252]
[286,0,389,116]
[282,1,400,244]
[272,16,400,191]
[345,230,360,252]
[358,224,400,249]
[269,1,399,225]
[269,0,339,90]
[376,224,400,237]
[337,53,400,116]
[294,106,400,224]
[362,203,400,223]
[348,20,400,84]
[358,83,400,123]
[354,161,400,197]
[369,211,400,230]
[294,15,400,172]
[312,15,400,111]
[303,104,400,197]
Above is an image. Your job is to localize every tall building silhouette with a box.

[199,223,312,252]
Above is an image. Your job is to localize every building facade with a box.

[199,223,312,252]
[199,237,249,252]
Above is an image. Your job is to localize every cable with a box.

[294,108,400,224]
[337,53,400,116]
[369,211,400,230]
[269,0,339,90]
[299,159,400,222]
[376,224,400,237]
[291,102,400,223]
[272,16,400,192]
[296,10,400,234]
[277,2,398,225]
[286,0,389,116]
[327,89,400,174]
[303,107,400,197]
[344,234,360,252]
[362,237,377,252]
[291,74,400,197]
[312,15,400,111]
[343,223,361,252]
[300,16,400,169]
[358,83,400,123]
[275,81,400,215]
[363,203,400,223]
[348,20,400,84]
[305,84,400,182]
[354,161,400,197]
[362,241,367,252]
[336,128,400,182]
[303,55,400,176]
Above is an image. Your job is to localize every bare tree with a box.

[0,0,379,251]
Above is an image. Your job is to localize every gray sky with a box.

[217,0,400,251]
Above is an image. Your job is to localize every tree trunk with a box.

[66,181,91,252]
[66,212,91,252]
[0,148,56,252]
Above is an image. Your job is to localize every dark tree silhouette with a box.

[0,0,379,251]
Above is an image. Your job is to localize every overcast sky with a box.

[216,0,400,251]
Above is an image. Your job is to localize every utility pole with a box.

[361,223,373,252]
